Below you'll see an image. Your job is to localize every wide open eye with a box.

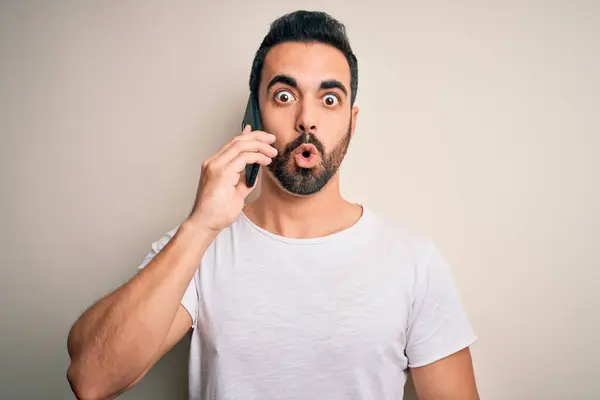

[275,89,296,103]
[322,93,340,107]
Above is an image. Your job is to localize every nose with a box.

[295,100,317,133]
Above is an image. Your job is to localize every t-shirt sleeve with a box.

[405,242,477,368]
[137,227,199,329]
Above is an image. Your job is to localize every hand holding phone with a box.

[187,124,277,233]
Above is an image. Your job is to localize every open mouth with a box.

[294,144,319,168]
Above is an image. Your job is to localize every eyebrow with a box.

[266,75,297,92]
[266,74,348,97]
[319,79,348,97]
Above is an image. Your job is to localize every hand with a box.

[188,125,277,233]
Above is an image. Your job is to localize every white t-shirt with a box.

[138,206,477,400]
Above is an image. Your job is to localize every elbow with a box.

[67,362,110,400]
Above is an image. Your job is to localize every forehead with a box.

[261,41,351,91]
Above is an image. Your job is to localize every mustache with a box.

[283,132,326,156]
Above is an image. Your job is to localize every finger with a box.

[236,130,275,143]
[226,151,273,174]
[215,139,277,167]
[206,131,275,165]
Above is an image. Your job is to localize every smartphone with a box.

[241,94,263,187]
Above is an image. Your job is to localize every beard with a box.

[266,119,353,196]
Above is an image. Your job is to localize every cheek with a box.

[322,126,349,152]
[261,103,294,131]
[275,138,290,153]
[321,109,350,134]
[261,113,295,150]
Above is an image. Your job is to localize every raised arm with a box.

[66,125,277,399]
[66,222,216,400]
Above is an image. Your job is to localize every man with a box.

[67,10,479,400]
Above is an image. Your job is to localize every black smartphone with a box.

[241,94,263,187]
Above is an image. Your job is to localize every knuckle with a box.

[204,161,216,173]
[261,143,274,153]
[226,138,240,149]
[232,140,246,151]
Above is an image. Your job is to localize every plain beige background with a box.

[1,1,599,399]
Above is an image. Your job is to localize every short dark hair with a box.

[249,10,358,106]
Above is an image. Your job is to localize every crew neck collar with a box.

[239,204,369,245]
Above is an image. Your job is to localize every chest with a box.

[196,241,415,370]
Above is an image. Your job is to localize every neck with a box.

[244,172,362,239]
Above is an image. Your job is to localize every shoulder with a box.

[358,207,461,310]
[361,206,437,267]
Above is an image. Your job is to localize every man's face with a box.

[258,41,359,196]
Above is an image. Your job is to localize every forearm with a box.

[67,220,216,398]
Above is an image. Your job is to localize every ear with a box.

[350,105,360,137]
